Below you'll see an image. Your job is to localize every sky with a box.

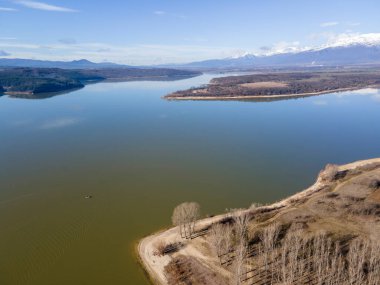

[1,0,380,65]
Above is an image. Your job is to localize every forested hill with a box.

[0,67,201,96]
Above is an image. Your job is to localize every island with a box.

[0,67,201,98]
[138,158,380,285]
[165,69,380,101]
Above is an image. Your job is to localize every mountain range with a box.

[0,58,127,69]
[1,43,380,70]
[163,43,380,70]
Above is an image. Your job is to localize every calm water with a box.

[1,74,380,285]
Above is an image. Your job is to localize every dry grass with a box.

[139,159,380,285]
[165,255,228,285]
[239,81,288,89]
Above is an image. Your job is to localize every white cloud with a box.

[15,1,78,12]
[3,31,380,65]
[39,118,81,130]
[259,41,312,56]
[320,21,339,28]
[0,7,17,11]
[154,10,165,15]
[0,50,11,56]
[260,32,380,57]
[1,39,244,65]
[0,37,17,40]
[153,10,187,19]
[347,22,361,27]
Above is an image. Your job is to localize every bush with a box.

[154,241,183,256]
[321,164,340,182]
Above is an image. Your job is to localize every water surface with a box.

[1,75,380,285]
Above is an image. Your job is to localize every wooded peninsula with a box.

[165,69,380,101]
[0,67,201,98]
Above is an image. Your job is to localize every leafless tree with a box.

[222,224,234,265]
[347,238,367,285]
[327,242,346,285]
[367,241,380,285]
[312,232,332,285]
[231,238,247,285]
[259,223,280,283]
[277,230,304,285]
[172,202,200,239]
[234,212,249,244]
[210,222,234,265]
[209,223,225,264]
[172,203,186,238]
[185,202,201,238]
[321,164,340,182]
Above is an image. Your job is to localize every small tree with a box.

[234,212,249,244]
[186,202,200,238]
[171,202,200,239]
[172,203,186,238]
[231,238,247,285]
[209,223,225,264]
[259,223,280,283]
[321,164,340,182]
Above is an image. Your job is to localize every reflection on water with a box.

[0,74,380,285]
[6,88,84,100]
[5,75,200,100]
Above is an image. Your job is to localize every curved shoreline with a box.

[164,85,380,101]
[137,157,380,285]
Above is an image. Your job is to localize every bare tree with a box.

[172,203,186,238]
[231,238,247,285]
[312,232,332,285]
[347,238,367,285]
[320,164,340,182]
[367,241,380,285]
[328,242,346,285]
[222,224,233,265]
[234,212,249,244]
[209,223,225,264]
[186,202,200,238]
[278,230,303,285]
[259,222,280,281]
[172,202,200,239]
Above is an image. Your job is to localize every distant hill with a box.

[3,43,380,71]
[0,67,201,97]
[0,58,128,69]
[164,44,380,70]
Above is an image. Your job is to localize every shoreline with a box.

[137,157,380,285]
[164,85,380,101]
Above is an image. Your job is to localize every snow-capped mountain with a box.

[172,43,380,70]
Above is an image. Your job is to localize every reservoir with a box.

[1,74,380,285]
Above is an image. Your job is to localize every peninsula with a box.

[138,158,380,285]
[165,70,380,101]
[0,67,201,98]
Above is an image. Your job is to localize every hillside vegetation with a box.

[165,70,380,100]
[0,67,201,96]
[139,159,380,285]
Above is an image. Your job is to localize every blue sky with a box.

[1,0,380,65]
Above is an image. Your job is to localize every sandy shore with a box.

[165,85,380,101]
[137,157,380,285]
